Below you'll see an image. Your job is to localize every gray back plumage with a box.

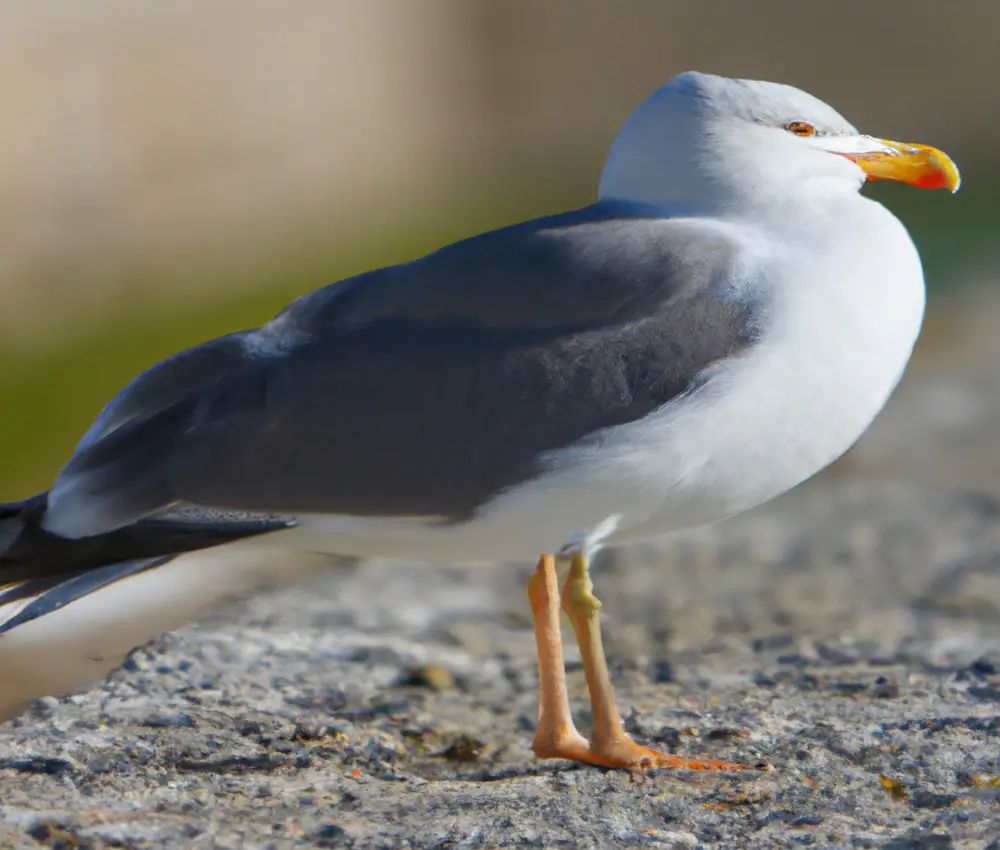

[45,202,759,536]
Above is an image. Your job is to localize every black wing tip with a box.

[0,492,48,518]
[0,556,172,635]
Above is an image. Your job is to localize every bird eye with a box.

[785,121,816,137]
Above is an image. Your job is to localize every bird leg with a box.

[527,554,592,761]
[528,552,750,773]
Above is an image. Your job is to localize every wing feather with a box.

[45,202,758,536]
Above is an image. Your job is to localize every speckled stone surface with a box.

[3,293,1000,848]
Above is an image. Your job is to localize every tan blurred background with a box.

[1,0,999,499]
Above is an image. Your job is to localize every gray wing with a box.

[44,201,759,537]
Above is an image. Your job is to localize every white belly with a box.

[615,203,924,537]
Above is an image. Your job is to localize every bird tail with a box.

[0,493,291,634]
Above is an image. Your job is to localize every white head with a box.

[599,72,959,212]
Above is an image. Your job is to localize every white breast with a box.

[607,195,925,540]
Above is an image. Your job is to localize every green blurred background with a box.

[1,0,998,500]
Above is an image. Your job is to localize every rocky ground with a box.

[2,292,1000,848]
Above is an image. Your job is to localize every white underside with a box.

[0,192,925,719]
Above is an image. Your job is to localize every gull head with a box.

[599,71,960,212]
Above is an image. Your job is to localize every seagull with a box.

[0,72,958,771]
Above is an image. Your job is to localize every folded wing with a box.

[44,202,758,538]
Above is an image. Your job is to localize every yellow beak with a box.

[841,139,961,193]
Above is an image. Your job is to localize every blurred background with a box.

[1,0,998,499]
